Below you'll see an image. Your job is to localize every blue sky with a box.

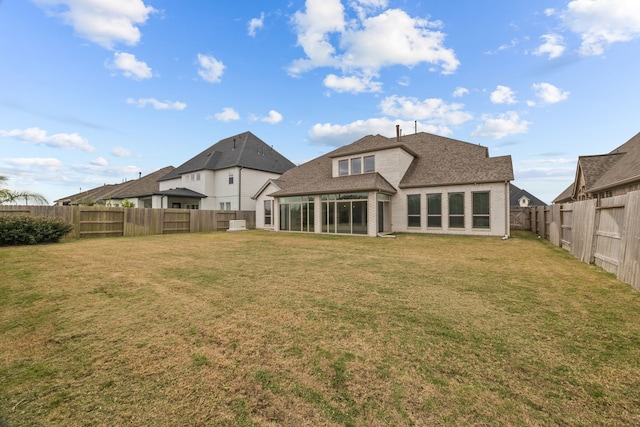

[1,0,639,204]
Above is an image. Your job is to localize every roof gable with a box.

[159,131,296,181]
[509,183,547,206]
[591,131,640,191]
[270,132,513,196]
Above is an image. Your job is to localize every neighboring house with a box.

[55,166,175,207]
[509,183,547,207]
[554,131,640,204]
[254,130,514,237]
[156,132,296,210]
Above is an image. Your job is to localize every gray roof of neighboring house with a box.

[509,183,547,206]
[577,153,625,190]
[553,184,574,204]
[154,187,206,198]
[268,132,513,197]
[552,130,640,202]
[55,166,175,204]
[159,131,296,182]
[589,131,640,191]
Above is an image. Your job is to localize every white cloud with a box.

[341,9,458,73]
[72,161,140,175]
[4,157,64,171]
[289,0,345,74]
[561,0,640,56]
[490,85,517,104]
[257,110,283,124]
[531,83,570,104]
[533,34,565,59]
[248,12,265,37]
[323,74,382,93]
[126,98,186,110]
[111,146,133,158]
[0,127,95,152]
[453,87,468,97]
[213,107,240,122]
[472,111,530,139]
[379,95,472,126]
[309,117,444,147]
[289,1,459,93]
[111,52,152,80]
[197,54,225,83]
[33,0,156,49]
[91,157,109,166]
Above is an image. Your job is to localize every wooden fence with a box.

[0,206,255,239]
[513,190,640,291]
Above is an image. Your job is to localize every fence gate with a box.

[593,203,626,274]
[162,210,190,234]
[79,209,124,238]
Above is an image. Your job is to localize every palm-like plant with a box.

[0,175,49,205]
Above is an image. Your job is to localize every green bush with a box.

[0,215,74,246]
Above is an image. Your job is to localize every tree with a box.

[0,175,49,205]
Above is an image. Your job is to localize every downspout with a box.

[505,181,510,237]
[238,167,243,211]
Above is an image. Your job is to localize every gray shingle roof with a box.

[552,130,640,202]
[590,131,640,191]
[159,131,296,181]
[577,154,625,190]
[509,183,547,206]
[55,166,175,204]
[267,132,513,197]
[154,188,206,198]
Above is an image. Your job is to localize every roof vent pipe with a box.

[396,124,400,142]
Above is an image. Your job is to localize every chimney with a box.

[396,124,400,142]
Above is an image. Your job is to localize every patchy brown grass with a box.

[1,230,640,426]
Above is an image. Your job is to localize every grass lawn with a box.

[1,230,640,426]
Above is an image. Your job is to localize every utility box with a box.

[228,220,247,232]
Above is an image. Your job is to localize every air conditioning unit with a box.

[228,220,247,232]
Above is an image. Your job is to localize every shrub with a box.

[0,215,74,246]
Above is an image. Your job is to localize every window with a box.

[264,200,272,225]
[220,202,225,210]
[339,155,375,176]
[339,160,349,176]
[229,173,234,184]
[196,173,201,181]
[407,194,421,227]
[351,157,362,174]
[448,193,464,228]
[472,192,490,228]
[427,193,442,228]
[186,204,199,209]
[172,202,181,209]
[279,196,315,232]
[364,155,375,173]
[225,202,231,211]
[321,193,368,234]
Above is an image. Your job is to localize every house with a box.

[253,130,514,237]
[554,131,640,204]
[509,183,547,207]
[55,166,175,207]
[156,132,296,210]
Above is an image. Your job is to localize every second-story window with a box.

[364,155,375,172]
[351,157,361,174]
[339,160,349,176]
[229,173,234,184]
